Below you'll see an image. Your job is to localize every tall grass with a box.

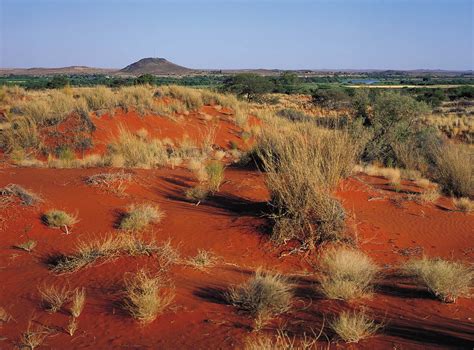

[123,269,174,323]
[432,143,473,198]
[405,257,473,303]
[109,126,168,168]
[119,203,164,231]
[80,86,117,111]
[257,122,360,246]
[227,268,293,330]
[318,247,379,300]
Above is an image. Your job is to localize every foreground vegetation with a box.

[0,79,472,348]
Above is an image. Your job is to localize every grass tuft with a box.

[405,257,473,303]
[318,247,379,300]
[15,240,37,252]
[42,210,77,231]
[0,184,41,206]
[453,197,474,212]
[123,269,174,323]
[39,283,71,312]
[187,249,217,270]
[330,310,380,343]
[227,268,293,330]
[70,288,86,318]
[119,203,164,231]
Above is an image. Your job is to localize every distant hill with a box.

[120,57,194,76]
[0,66,116,76]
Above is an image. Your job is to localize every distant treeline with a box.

[0,72,473,102]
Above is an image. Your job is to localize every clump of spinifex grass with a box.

[42,209,77,234]
[0,184,41,206]
[453,197,474,213]
[119,203,164,231]
[69,287,86,318]
[187,250,218,270]
[39,283,72,313]
[257,122,361,247]
[404,257,473,303]
[15,240,37,252]
[123,269,174,323]
[227,268,293,330]
[330,310,381,343]
[19,323,50,350]
[318,247,379,300]
[48,234,174,274]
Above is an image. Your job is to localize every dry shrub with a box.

[227,269,293,330]
[330,311,380,343]
[205,160,225,193]
[19,323,50,350]
[155,239,181,269]
[419,186,441,203]
[245,329,320,350]
[157,85,204,110]
[70,288,86,317]
[185,185,209,203]
[453,197,474,212]
[187,249,217,269]
[119,203,164,231]
[80,86,116,111]
[234,104,250,128]
[200,89,240,109]
[0,307,11,324]
[85,171,132,194]
[0,184,41,205]
[49,234,168,274]
[15,240,37,252]
[0,116,40,152]
[405,257,473,303]
[318,247,378,300]
[116,85,155,115]
[123,269,174,323]
[39,283,72,312]
[109,126,168,168]
[258,122,360,246]
[65,317,78,336]
[364,165,401,185]
[43,210,77,231]
[432,143,473,198]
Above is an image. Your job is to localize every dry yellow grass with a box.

[318,247,379,300]
[187,249,217,269]
[123,269,174,323]
[227,268,293,330]
[453,197,474,212]
[405,257,473,303]
[257,121,359,246]
[109,125,168,168]
[70,287,86,318]
[119,203,164,231]
[330,311,380,343]
[39,283,72,312]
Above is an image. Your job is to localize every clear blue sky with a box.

[0,0,472,70]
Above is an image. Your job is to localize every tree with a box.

[362,91,430,166]
[274,72,301,94]
[136,74,155,85]
[47,75,70,89]
[222,73,274,101]
[312,87,352,109]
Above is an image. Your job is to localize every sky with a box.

[0,0,472,70]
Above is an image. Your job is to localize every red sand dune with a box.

[0,108,473,349]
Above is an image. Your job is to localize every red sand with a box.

[0,108,473,349]
[0,167,472,349]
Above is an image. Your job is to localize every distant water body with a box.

[348,79,380,84]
